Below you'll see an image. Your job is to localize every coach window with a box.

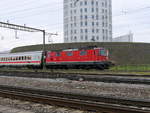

[29,56,32,60]
[16,57,19,60]
[25,56,27,60]
[80,51,87,56]
[19,57,21,60]
[67,51,73,56]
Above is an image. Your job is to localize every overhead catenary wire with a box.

[0,2,62,16]
[0,0,45,11]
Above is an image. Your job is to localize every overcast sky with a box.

[0,0,150,51]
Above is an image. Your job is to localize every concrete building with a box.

[113,33,133,42]
[64,0,112,43]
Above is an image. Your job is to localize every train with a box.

[0,47,112,70]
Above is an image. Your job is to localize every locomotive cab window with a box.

[99,49,107,56]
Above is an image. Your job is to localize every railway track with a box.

[0,71,150,85]
[0,85,149,113]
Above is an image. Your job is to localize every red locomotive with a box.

[0,47,112,70]
[46,47,111,69]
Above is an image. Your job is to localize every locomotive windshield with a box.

[99,49,107,56]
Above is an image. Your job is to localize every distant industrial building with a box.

[113,33,133,42]
[64,0,112,43]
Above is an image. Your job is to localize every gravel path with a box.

[0,76,149,100]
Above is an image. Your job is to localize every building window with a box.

[70,16,73,21]
[74,16,76,21]
[80,8,83,13]
[74,30,77,34]
[84,8,87,13]
[80,22,83,26]
[102,9,104,13]
[102,15,104,20]
[85,29,88,33]
[102,2,104,7]
[92,29,95,33]
[92,15,94,19]
[85,35,88,40]
[103,36,105,40]
[74,36,77,40]
[80,29,83,33]
[96,29,99,33]
[106,29,108,34]
[85,1,87,5]
[105,1,107,7]
[92,8,94,12]
[96,22,99,26]
[96,1,98,6]
[70,3,72,8]
[96,8,99,12]
[80,15,83,19]
[70,10,72,14]
[102,29,105,34]
[92,36,95,41]
[91,0,94,5]
[81,35,83,40]
[85,21,88,26]
[96,15,99,20]
[105,23,108,27]
[96,36,99,40]
[92,22,94,26]
[102,22,105,27]
[80,1,83,6]
[85,15,88,19]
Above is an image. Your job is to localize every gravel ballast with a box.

[0,76,149,100]
[0,97,91,113]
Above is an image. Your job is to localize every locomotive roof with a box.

[62,47,104,52]
[51,46,104,52]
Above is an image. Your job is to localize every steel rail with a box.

[0,85,149,113]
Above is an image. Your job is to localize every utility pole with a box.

[0,21,56,70]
